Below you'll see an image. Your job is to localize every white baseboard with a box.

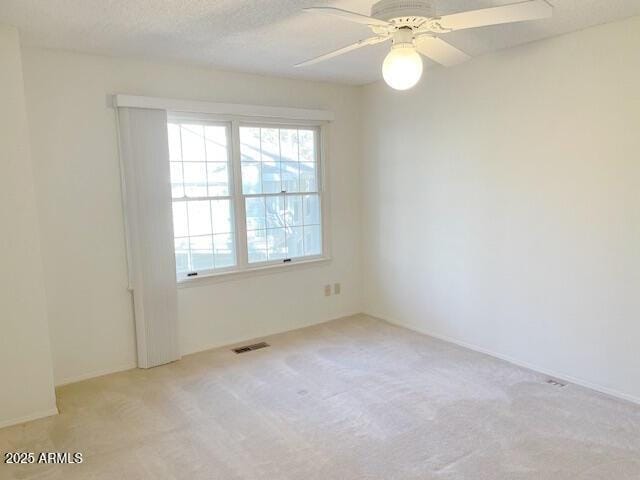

[55,312,362,385]
[55,363,136,387]
[375,314,640,407]
[182,310,362,357]
[0,407,59,430]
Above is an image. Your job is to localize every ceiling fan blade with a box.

[303,7,390,27]
[415,36,470,67]
[295,36,388,67]
[438,0,552,31]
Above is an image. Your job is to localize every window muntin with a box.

[168,119,324,280]
[168,121,236,278]
[239,126,322,264]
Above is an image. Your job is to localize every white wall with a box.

[21,49,363,385]
[362,17,640,403]
[0,25,57,427]
[17,15,640,404]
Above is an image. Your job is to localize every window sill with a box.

[176,256,332,288]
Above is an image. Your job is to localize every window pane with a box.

[281,161,300,193]
[285,195,303,227]
[172,202,188,238]
[211,199,233,234]
[214,233,235,268]
[187,200,212,236]
[299,130,315,162]
[169,120,235,276]
[261,128,280,162]
[287,226,304,258]
[265,195,284,229]
[300,162,317,192]
[267,228,286,260]
[207,163,229,197]
[247,229,267,263]
[240,127,261,162]
[205,126,227,162]
[304,225,322,256]
[181,124,206,162]
[241,162,261,194]
[183,162,207,197]
[174,238,189,275]
[280,129,298,162]
[168,123,182,162]
[190,235,214,271]
[238,127,321,266]
[261,162,281,194]
[303,194,320,225]
[170,162,184,198]
[245,197,266,231]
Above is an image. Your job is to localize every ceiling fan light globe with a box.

[382,46,423,90]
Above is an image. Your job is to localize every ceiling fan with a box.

[296,0,553,90]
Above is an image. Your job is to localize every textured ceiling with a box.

[1,0,639,85]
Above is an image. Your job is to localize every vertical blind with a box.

[117,107,180,368]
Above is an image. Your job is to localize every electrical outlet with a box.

[324,285,331,296]
[334,283,341,295]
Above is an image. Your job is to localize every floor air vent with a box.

[233,342,270,354]
[546,379,567,387]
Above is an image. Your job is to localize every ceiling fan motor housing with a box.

[371,0,435,24]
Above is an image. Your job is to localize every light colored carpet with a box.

[1,314,639,479]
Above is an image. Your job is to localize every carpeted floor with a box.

[1,314,639,479]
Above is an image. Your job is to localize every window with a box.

[168,121,236,278]
[168,116,325,280]
[240,126,322,264]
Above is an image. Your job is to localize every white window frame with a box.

[168,112,331,285]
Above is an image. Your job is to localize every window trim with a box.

[114,94,334,122]
[168,112,331,284]
[177,256,331,288]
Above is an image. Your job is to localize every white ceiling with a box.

[1,0,639,85]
